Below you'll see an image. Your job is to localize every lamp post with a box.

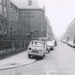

[28,9,30,34]
[28,0,32,34]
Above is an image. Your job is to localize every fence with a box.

[0,40,31,54]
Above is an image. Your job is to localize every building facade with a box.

[9,0,46,39]
[45,17,55,40]
[0,0,9,39]
[61,19,75,42]
[0,0,54,40]
[9,2,20,38]
[19,8,45,37]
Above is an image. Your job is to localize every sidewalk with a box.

[0,51,36,70]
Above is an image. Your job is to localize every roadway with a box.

[0,41,75,75]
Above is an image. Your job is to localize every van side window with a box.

[35,42,37,45]
[32,41,33,44]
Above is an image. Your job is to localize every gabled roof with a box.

[10,0,41,9]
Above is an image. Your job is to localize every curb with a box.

[0,60,36,71]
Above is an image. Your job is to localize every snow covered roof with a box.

[10,0,41,9]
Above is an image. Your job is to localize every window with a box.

[35,42,37,45]
[11,6,13,13]
[0,4,2,14]
[24,12,28,17]
[20,12,22,17]
[16,10,17,13]
[0,21,3,31]
[0,0,2,4]
[0,0,2,14]
[10,27,12,30]
[11,6,12,8]
[5,23,7,31]
[4,7,7,17]
[11,16,12,20]
[24,12,26,16]
[26,12,28,17]
[32,41,33,44]
[4,0,7,7]
[1,21,3,25]
[30,12,34,17]
[13,31,16,34]
[16,15,18,22]
[0,26,2,30]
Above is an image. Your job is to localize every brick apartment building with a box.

[0,0,54,40]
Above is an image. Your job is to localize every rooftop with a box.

[10,0,41,9]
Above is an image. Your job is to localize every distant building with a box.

[45,17,55,40]
[61,19,75,42]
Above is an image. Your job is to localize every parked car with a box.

[46,41,54,52]
[67,41,75,48]
[69,41,75,48]
[71,43,75,48]
[46,41,50,53]
[27,40,46,59]
[67,41,71,45]
[61,40,66,43]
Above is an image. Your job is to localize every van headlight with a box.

[29,47,31,50]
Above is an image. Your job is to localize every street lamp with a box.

[28,9,30,34]
[28,0,32,34]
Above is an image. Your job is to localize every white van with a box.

[27,40,46,59]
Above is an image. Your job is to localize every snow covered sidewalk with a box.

[0,51,36,70]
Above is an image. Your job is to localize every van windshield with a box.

[30,41,44,47]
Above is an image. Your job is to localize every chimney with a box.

[28,0,32,5]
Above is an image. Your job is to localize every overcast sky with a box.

[37,0,75,37]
